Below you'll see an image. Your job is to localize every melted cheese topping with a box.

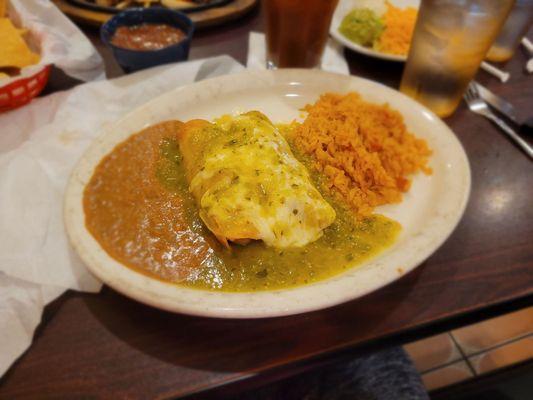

[188,112,336,248]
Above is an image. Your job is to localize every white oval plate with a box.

[330,0,420,62]
[64,69,470,319]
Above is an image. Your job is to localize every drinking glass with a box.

[486,0,533,62]
[400,0,515,118]
[264,0,339,69]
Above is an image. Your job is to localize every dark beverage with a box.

[265,0,339,68]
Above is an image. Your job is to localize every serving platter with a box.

[330,0,420,62]
[67,0,232,14]
[64,69,470,319]
[53,0,257,28]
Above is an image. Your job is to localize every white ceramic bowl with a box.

[64,69,470,318]
[330,0,420,62]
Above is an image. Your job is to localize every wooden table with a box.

[1,5,532,399]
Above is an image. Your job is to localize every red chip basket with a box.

[0,65,51,113]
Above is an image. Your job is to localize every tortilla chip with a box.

[0,0,6,18]
[0,18,40,69]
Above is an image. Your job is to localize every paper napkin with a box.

[247,31,350,75]
[0,55,245,377]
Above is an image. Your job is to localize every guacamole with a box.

[339,8,384,47]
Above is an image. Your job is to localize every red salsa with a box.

[111,24,186,51]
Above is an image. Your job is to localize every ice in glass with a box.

[486,0,533,62]
[400,0,515,118]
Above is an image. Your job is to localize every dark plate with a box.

[66,0,233,14]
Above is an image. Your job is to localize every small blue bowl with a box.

[101,8,195,73]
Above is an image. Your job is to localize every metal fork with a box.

[464,83,533,160]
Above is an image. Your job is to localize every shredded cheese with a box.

[376,2,418,55]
